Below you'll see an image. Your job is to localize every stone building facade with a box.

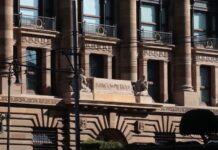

[0,0,218,149]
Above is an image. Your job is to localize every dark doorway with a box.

[90,54,104,78]
[148,60,160,101]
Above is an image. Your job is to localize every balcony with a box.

[193,36,218,50]
[14,14,56,31]
[139,30,173,45]
[79,22,117,38]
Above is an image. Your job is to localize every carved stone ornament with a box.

[135,120,145,133]
[195,55,218,64]
[143,49,169,60]
[21,35,52,46]
[80,118,87,130]
[85,42,113,55]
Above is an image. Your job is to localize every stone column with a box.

[193,64,200,97]
[0,0,13,71]
[84,53,90,76]
[139,58,148,80]
[174,0,198,106]
[41,49,51,95]
[211,66,218,106]
[160,61,168,103]
[105,55,112,79]
[119,0,137,82]
[0,0,13,94]
[21,46,27,94]
[57,0,73,97]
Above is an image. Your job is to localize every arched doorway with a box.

[97,129,128,146]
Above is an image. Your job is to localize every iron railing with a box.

[193,36,218,49]
[14,14,56,31]
[79,22,117,37]
[140,30,173,44]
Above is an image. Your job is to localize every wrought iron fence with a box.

[32,128,57,150]
[79,22,117,37]
[193,36,218,49]
[140,30,173,44]
[14,14,56,31]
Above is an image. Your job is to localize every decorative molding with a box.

[143,49,170,61]
[80,118,87,130]
[135,121,145,133]
[21,35,52,47]
[195,55,218,64]
[85,42,113,55]
[0,96,61,106]
[156,106,218,115]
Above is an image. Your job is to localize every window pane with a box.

[26,50,37,91]
[20,0,38,7]
[20,8,38,16]
[141,5,156,23]
[84,16,100,24]
[141,25,156,31]
[194,12,206,30]
[83,0,100,16]
[27,50,37,67]
[105,0,112,18]
[194,31,207,41]
[212,16,216,32]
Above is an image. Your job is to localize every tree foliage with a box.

[180,109,218,144]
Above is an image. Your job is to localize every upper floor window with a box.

[82,0,113,25]
[193,0,218,41]
[15,0,53,17]
[20,0,39,16]
[194,12,207,39]
[83,0,100,24]
[140,1,168,32]
[141,4,157,31]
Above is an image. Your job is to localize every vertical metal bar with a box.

[72,0,80,150]
[7,64,12,150]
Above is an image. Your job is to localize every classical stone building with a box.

[0,0,218,149]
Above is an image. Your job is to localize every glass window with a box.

[26,49,41,93]
[105,0,112,25]
[194,12,206,31]
[20,8,38,16]
[83,0,100,16]
[141,5,156,23]
[20,0,38,7]
[84,16,100,24]
[141,25,156,31]
[200,66,211,105]
[19,0,39,17]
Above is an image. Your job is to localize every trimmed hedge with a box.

[81,140,123,150]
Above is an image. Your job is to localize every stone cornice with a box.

[14,27,60,38]
[0,95,62,106]
[156,106,218,115]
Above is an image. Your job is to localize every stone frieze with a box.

[143,49,170,60]
[0,96,61,106]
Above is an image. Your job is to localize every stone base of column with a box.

[136,95,154,104]
[80,92,93,100]
[0,76,22,95]
[174,91,199,106]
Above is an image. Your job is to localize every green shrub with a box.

[81,140,123,150]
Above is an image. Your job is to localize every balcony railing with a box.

[14,14,56,31]
[79,22,117,37]
[140,30,173,45]
[193,36,218,49]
